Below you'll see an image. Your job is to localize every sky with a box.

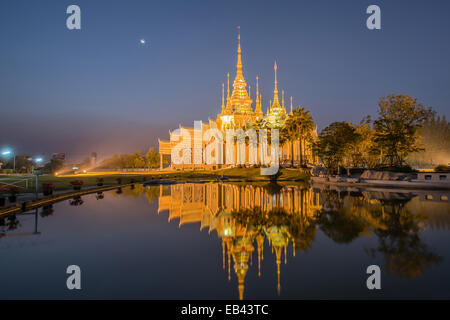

[1,0,449,162]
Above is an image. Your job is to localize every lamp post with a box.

[33,157,43,199]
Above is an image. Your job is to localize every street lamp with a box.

[32,157,44,199]
[1,149,15,172]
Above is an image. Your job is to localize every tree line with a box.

[98,147,167,170]
[273,94,447,173]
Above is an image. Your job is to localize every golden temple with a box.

[158,31,315,169]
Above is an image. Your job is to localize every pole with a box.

[35,174,39,199]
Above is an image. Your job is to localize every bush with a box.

[435,164,450,172]
[8,186,20,195]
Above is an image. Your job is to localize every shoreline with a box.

[311,176,450,191]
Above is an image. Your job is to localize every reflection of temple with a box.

[158,183,322,299]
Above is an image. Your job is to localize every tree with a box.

[146,147,160,168]
[15,155,33,173]
[408,114,450,167]
[132,151,145,168]
[373,94,433,167]
[350,116,378,168]
[315,121,358,173]
[43,159,64,173]
[280,107,315,166]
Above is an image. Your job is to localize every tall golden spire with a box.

[272,61,280,108]
[255,76,263,117]
[236,33,243,78]
[226,73,231,111]
[264,61,286,128]
[221,83,225,113]
[282,90,285,112]
[229,30,253,114]
[260,94,262,114]
[249,85,251,100]
[290,96,293,114]
[255,76,259,105]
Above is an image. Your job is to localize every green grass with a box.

[0,167,310,194]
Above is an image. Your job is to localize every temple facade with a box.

[158,32,316,170]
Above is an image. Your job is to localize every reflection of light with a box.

[220,115,234,129]
[223,227,233,237]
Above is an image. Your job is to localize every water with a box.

[0,182,449,299]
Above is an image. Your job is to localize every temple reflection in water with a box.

[153,182,449,299]
[158,183,322,299]
[1,182,449,299]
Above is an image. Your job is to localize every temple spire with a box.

[226,73,231,111]
[282,90,285,112]
[236,31,243,78]
[229,29,252,114]
[290,96,293,114]
[272,61,280,107]
[255,77,259,105]
[255,76,263,117]
[221,83,225,113]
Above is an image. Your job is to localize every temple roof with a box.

[227,33,253,115]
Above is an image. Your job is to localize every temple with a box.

[158,31,316,169]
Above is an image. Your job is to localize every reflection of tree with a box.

[368,199,442,279]
[320,190,345,211]
[231,206,317,253]
[316,208,366,244]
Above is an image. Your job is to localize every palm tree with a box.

[281,107,315,166]
[280,117,300,166]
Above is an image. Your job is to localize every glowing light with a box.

[1,149,11,156]
[140,39,145,44]
[35,157,43,163]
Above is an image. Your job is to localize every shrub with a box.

[8,186,20,195]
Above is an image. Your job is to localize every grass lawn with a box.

[0,167,310,193]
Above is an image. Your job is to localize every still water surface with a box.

[1,182,449,299]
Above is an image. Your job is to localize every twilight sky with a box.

[1,0,449,162]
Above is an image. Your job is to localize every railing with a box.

[0,176,34,190]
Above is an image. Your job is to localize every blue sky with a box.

[1,0,449,161]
